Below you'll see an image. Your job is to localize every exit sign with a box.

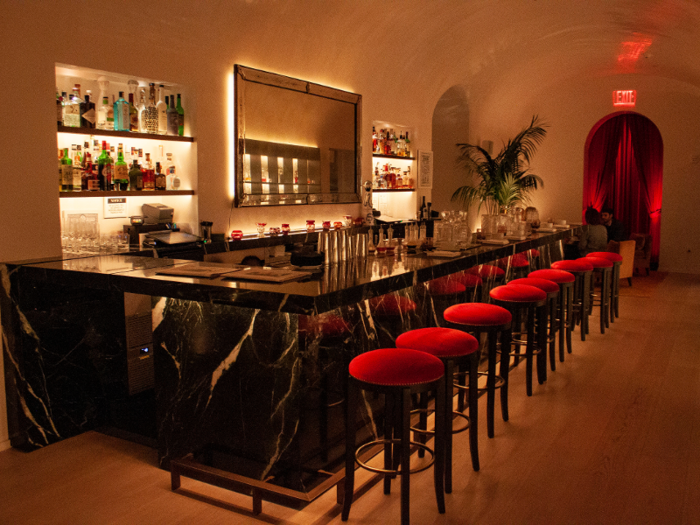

[613,90,636,107]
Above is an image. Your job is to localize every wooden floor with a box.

[2,271,700,525]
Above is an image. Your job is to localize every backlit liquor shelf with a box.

[59,190,195,198]
[58,125,194,143]
[372,153,415,160]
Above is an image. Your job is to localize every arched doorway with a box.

[583,112,663,268]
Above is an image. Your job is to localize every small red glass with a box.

[333,221,343,230]
[306,220,316,232]
[322,220,331,231]
[281,224,290,235]
[231,230,243,241]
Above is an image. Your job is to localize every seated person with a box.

[601,207,626,241]
[564,207,608,259]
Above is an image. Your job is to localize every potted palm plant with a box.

[452,115,548,215]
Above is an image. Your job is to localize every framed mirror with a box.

[234,65,362,207]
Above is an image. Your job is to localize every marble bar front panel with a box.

[1,232,571,494]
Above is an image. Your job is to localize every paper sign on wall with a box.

[104,197,127,219]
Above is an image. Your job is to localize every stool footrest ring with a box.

[355,439,435,475]
[409,408,470,435]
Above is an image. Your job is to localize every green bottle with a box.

[97,141,111,191]
[61,148,72,192]
[129,160,142,191]
[115,144,128,190]
[176,94,184,136]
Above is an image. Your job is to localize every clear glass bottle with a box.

[63,92,80,128]
[113,92,130,131]
[145,84,158,134]
[72,145,82,191]
[143,153,155,190]
[156,85,167,134]
[176,94,184,136]
[137,89,148,133]
[128,93,139,132]
[404,131,411,156]
[165,153,179,189]
[166,94,178,136]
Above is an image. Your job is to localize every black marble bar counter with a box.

[1,229,574,499]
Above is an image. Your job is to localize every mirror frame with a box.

[234,64,362,207]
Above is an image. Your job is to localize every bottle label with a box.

[166,165,176,175]
[61,165,72,185]
[172,176,181,189]
[115,164,128,181]
[82,108,96,124]
[87,178,100,191]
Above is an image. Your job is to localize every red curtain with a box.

[584,113,663,265]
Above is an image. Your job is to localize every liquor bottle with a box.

[128,93,139,132]
[145,84,158,134]
[115,144,128,190]
[419,196,427,220]
[61,148,72,191]
[129,160,142,191]
[404,132,411,156]
[72,145,82,191]
[137,89,147,132]
[58,148,62,190]
[63,93,80,128]
[165,153,175,190]
[156,85,167,134]
[97,141,112,191]
[426,202,432,219]
[176,94,184,136]
[155,162,166,190]
[166,95,178,136]
[81,152,91,190]
[372,126,377,153]
[80,94,96,129]
[56,91,63,127]
[143,153,155,190]
[113,92,130,131]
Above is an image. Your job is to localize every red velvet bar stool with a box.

[342,348,446,525]
[587,251,624,322]
[299,313,352,462]
[508,277,560,372]
[443,303,512,438]
[529,269,576,362]
[396,328,480,491]
[424,277,467,327]
[497,253,531,281]
[489,284,548,396]
[453,273,483,303]
[579,256,613,335]
[465,264,506,301]
[551,259,594,341]
[369,294,418,346]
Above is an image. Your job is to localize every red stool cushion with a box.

[444,302,512,327]
[490,283,547,303]
[552,260,594,272]
[298,314,350,337]
[396,328,479,358]
[578,256,613,269]
[349,348,444,386]
[497,254,529,269]
[369,295,417,316]
[466,264,506,279]
[587,251,623,263]
[508,277,559,294]
[455,273,483,288]
[426,277,466,296]
[529,269,575,284]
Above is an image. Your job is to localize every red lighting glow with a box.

[618,36,652,64]
[613,90,637,107]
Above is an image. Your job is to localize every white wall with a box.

[3,0,700,448]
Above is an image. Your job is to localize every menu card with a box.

[156,263,246,279]
[225,268,311,283]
